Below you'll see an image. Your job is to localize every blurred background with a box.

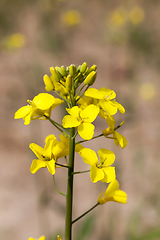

[1,0,160,239]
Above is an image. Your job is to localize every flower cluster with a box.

[15,62,127,239]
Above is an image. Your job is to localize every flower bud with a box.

[43,74,54,91]
[50,67,61,82]
[86,64,97,75]
[84,71,97,86]
[60,66,67,76]
[69,64,76,77]
[80,62,88,74]
[66,74,72,91]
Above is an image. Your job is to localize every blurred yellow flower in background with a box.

[129,6,145,25]
[1,33,26,50]
[61,10,81,26]
[139,82,156,101]
[107,7,128,28]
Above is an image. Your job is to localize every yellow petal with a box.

[57,235,62,240]
[98,148,115,166]
[101,167,116,183]
[90,166,104,183]
[33,93,57,110]
[66,106,81,118]
[29,143,44,160]
[14,105,32,119]
[79,148,98,166]
[99,100,117,115]
[62,115,80,128]
[30,159,46,174]
[47,160,55,175]
[99,88,116,100]
[78,122,95,140]
[85,88,105,99]
[80,104,99,123]
[113,132,128,149]
[111,100,125,114]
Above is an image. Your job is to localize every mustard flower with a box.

[62,105,99,140]
[57,235,62,240]
[29,134,69,175]
[14,93,63,125]
[28,236,45,240]
[85,87,125,115]
[102,115,127,149]
[97,179,127,205]
[79,148,116,183]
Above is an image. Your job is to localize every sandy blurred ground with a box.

[0,0,160,240]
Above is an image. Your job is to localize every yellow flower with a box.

[79,148,116,183]
[61,10,81,26]
[29,134,69,175]
[129,7,145,25]
[102,115,127,149]
[85,87,125,115]
[28,236,45,240]
[97,179,127,205]
[1,33,26,50]
[62,105,99,140]
[14,93,63,125]
[107,7,128,29]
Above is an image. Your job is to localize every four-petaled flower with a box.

[14,93,63,125]
[62,104,99,140]
[97,179,127,205]
[79,148,116,183]
[29,134,69,175]
[85,87,125,115]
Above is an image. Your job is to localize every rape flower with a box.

[29,134,69,175]
[1,33,26,51]
[85,87,125,115]
[97,179,127,205]
[57,235,62,240]
[61,10,81,26]
[129,6,145,25]
[14,93,63,125]
[79,148,116,183]
[62,105,99,140]
[102,115,127,149]
[107,7,128,29]
[28,236,45,240]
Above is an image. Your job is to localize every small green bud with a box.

[80,62,88,74]
[84,71,97,86]
[66,74,72,91]
[50,67,61,82]
[69,64,76,77]
[60,66,67,76]
[86,64,97,75]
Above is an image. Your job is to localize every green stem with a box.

[73,170,90,175]
[75,134,103,145]
[53,90,71,104]
[72,203,99,224]
[65,127,75,240]
[44,115,70,137]
[55,162,71,169]
[53,176,66,197]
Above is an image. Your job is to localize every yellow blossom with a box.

[62,105,99,140]
[85,87,125,115]
[29,134,69,175]
[57,235,62,240]
[79,148,116,183]
[14,93,63,125]
[107,7,128,28]
[97,179,127,205]
[1,33,26,50]
[61,10,81,26]
[102,115,127,149]
[129,6,145,25]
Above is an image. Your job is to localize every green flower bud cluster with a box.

[43,63,97,99]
